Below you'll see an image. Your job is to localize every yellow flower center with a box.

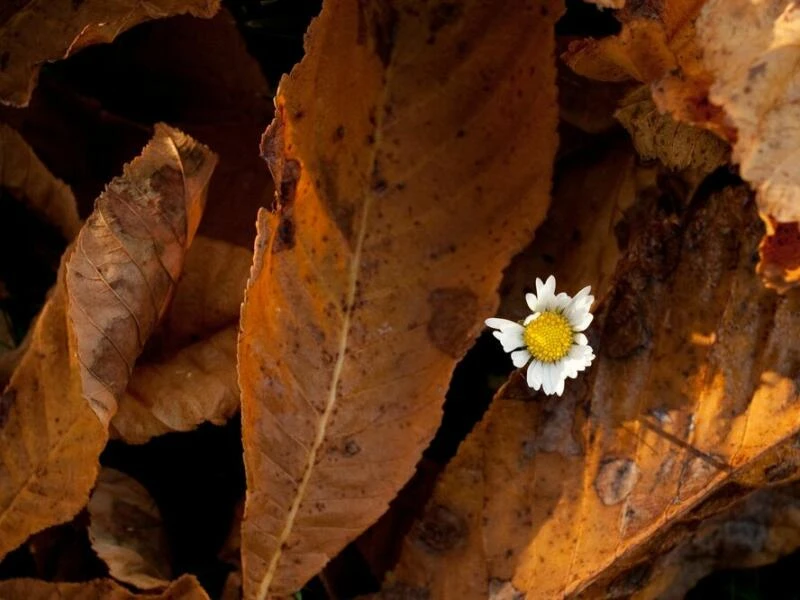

[524,311,573,363]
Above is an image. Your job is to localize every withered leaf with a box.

[237,0,563,596]
[111,236,250,443]
[88,468,171,590]
[0,0,220,107]
[0,574,209,599]
[0,124,215,560]
[615,86,729,176]
[384,185,800,598]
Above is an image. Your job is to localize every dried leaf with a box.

[111,237,250,443]
[0,0,220,107]
[383,185,800,598]
[562,0,729,136]
[0,574,209,599]
[0,124,215,560]
[88,468,170,590]
[237,0,563,596]
[615,86,729,175]
[562,0,708,81]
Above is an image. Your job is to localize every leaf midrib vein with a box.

[255,30,397,600]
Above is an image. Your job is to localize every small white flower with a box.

[485,275,595,396]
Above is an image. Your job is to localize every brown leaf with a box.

[0,0,220,107]
[615,86,729,176]
[0,574,209,599]
[383,185,800,598]
[237,0,563,596]
[562,0,730,137]
[88,468,171,590]
[111,237,250,443]
[0,124,215,560]
[562,0,708,82]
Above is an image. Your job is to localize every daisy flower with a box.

[485,276,595,396]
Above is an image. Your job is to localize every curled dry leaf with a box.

[0,0,220,107]
[0,574,209,600]
[615,86,729,177]
[88,468,171,590]
[0,124,215,560]
[383,185,800,598]
[563,0,730,136]
[111,236,251,444]
[563,0,706,83]
[237,0,563,596]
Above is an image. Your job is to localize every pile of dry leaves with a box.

[2,0,800,598]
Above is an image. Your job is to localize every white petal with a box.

[485,317,519,330]
[554,374,565,396]
[541,363,554,395]
[493,326,525,353]
[526,360,543,390]
[535,276,557,311]
[573,313,594,332]
[524,312,540,325]
[552,292,571,311]
[511,348,531,368]
[574,333,588,346]
[525,292,539,312]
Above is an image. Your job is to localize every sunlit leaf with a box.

[237,0,563,596]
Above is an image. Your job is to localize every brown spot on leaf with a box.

[426,287,479,358]
[412,504,467,553]
[594,458,641,506]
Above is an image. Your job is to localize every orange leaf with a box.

[0,124,215,559]
[237,0,563,596]
[0,0,220,107]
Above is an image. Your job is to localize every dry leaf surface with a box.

[0,574,209,599]
[0,124,215,560]
[88,468,171,590]
[0,0,220,107]
[383,185,800,598]
[615,86,729,176]
[237,0,563,596]
[112,236,250,443]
